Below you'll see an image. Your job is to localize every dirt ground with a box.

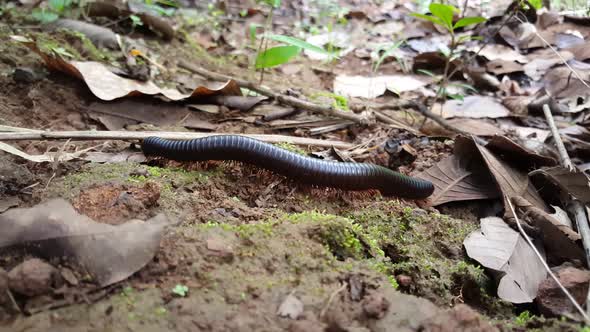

[0,2,586,332]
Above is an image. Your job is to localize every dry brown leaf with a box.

[475,139,549,215]
[486,135,558,170]
[512,196,584,265]
[449,119,503,136]
[529,166,590,204]
[524,50,574,81]
[416,152,499,206]
[437,96,511,119]
[13,36,241,101]
[88,99,217,131]
[501,96,531,116]
[0,199,168,287]
[564,41,590,61]
[464,216,547,303]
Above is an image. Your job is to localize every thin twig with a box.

[506,196,590,324]
[543,104,590,315]
[543,105,573,170]
[178,60,370,124]
[319,282,347,319]
[0,130,353,149]
[515,16,590,91]
[6,289,21,314]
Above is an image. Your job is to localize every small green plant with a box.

[255,34,335,69]
[514,310,533,326]
[410,3,486,102]
[252,0,335,83]
[172,284,189,297]
[372,40,406,73]
[31,0,74,23]
[130,14,143,28]
[311,91,349,111]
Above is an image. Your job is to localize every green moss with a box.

[275,142,307,156]
[59,28,116,63]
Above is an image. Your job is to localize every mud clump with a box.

[7,259,61,297]
[73,182,160,224]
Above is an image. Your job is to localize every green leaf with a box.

[373,40,404,72]
[264,34,334,57]
[528,0,543,9]
[261,0,281,8]
[130,14,143,27]
[453,16,486,29]
[172,284,189,297]
[48,0,72,13]
[249,23,263,45]
[429,3,456,30]
[417,69,435,77]
[410,13,444,27]
[449,82,478,93]
[255,45,301,69]
[447,93,464,101]
[31,9,59,23]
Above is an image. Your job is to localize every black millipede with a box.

[141,135,435,199]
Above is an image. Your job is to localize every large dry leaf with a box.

[0,199,168,287]
[475,140,549,214]
[417,155,499,205]
[523,49,574,81]
[543,65,590,99]
[66,61,240,101]
[333,74,432,99]
[437,96,511,119]
[486,135,557,170]
[13,36,241,101]
[417,136,499,206]
[422,118,504,137]
[529,166,590,204]
[464,217,547,303]
[512,196,584,264]
[88,99,217,131]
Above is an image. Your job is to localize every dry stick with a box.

[178,60,369,124]
[319,282,347,319]
[506,197,590,324]
[543,104,590,315]
[0,130,353,149]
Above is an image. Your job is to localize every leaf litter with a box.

[4,0,590,329]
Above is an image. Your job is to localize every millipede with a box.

[141,135,435,200]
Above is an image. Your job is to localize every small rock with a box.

[349,274,364,301]
[130,168,150,178]
[8,259,60,297]
[362,291,390,319]
[277,293,304,319]
[60,267,79,286]
[396,274,413,288]
[537,265,590,317]
[206,236,234,261]
[420,304,498,332]
[12,67,45,83]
